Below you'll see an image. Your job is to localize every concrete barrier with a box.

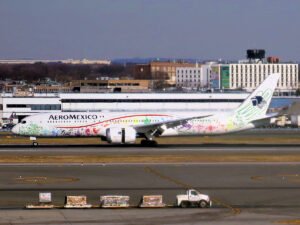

[100,195,130,208]
[64,196,92,208]
[139,195,166,208]
[26,192,54,209]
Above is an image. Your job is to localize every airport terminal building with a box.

[0,92,248,125]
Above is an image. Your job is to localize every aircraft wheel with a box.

[150,140,158,146]
[140,140,157,146]
[140,140,147,146]
[32,142,39,147]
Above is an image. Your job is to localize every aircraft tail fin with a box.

[233,73,280,123]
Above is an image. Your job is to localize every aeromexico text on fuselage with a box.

[49,114,98,120]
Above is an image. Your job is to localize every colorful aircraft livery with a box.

[12,74,280,145]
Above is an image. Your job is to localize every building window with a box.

[7,104,60,110]
[7,104,27,108]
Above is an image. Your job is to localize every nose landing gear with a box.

[32,142,39,146]
[30,137,39,147]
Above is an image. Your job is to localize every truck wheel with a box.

[199,200,207,208]
[180,201,189,208]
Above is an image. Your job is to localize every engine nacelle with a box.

[106,127,136,144]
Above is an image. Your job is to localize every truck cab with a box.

[176,189,212,208]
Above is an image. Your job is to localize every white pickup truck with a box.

[176,189,212,208]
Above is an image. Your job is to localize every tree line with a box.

[0,63,127,83]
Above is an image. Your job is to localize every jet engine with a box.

[106,127,136,144]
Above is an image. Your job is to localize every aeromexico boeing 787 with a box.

[12,74,280,146]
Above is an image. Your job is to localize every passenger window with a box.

[21,120,26,124]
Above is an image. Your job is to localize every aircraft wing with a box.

[134,115,212,135]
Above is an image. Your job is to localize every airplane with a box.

[12,73,280,146]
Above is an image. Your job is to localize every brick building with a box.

[150,61,195,85]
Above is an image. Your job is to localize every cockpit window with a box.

[21,120,27,124]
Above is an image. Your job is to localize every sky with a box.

[0,0,299,61]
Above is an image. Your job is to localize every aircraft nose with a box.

[11,124,19,134]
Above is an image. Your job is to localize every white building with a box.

[0,92,249,125]
[0,95,61,124]
[230,63,298,93]
[209,63,298,94]
[176,65,209,89]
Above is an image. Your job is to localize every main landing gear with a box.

[141,133,158,146]
[140,139,158,146]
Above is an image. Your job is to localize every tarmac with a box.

[0,208,299,225]
[0,145,300,224]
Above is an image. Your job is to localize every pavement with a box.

[0,208,299,225]
[0,145,300,224]
[0,145,300,163]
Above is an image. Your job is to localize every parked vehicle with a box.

[176,189,212,208]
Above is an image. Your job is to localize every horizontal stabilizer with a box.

[251,112,278,123]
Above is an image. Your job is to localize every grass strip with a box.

[0,154,300,163]
[1,135,300,145]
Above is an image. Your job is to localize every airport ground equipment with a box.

[64,195,92,208]
[176,189,212,208]
[139,195,166,208]
[25,192,54,209]
[100,195,130,208]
